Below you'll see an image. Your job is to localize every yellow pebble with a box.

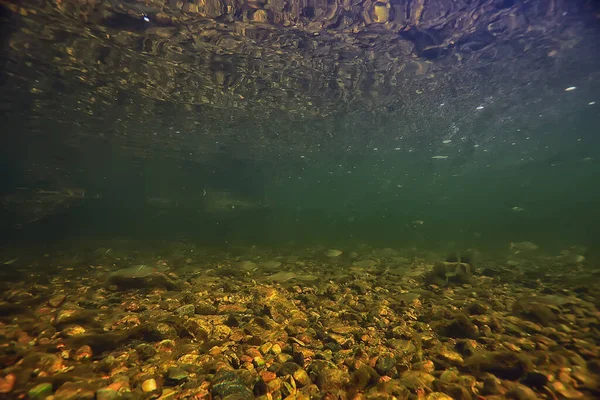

[142,378,157,392]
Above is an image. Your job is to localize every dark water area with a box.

[2,109,600,257]
[1,0,600,399]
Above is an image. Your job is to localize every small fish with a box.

[511,206,524,212]
[325,249,343,257]
[412,220,424,225]
[510,241,539,252]
[431,155,449,159]
[564,254,585,264]
[3,258,19,265]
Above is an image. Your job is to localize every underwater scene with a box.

[1,0,600,399]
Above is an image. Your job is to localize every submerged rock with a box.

[349,366,379,392]
[315,368,350,393]
[108,265,178,290]
[512,297,558,326]
[436,313,478,339]
[54,381,95,400]
[211,370,254,400]
[464,351,533,380]
[48,292,67,308]
[375,354,397,376]
[426,262,473,286]
[28,383,53,400]
[166,367,189,384]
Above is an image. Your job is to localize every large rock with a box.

[107,265,178,290]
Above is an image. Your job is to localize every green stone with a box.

[28,383,53,399]
[96,388,118,400]
[166,366,189,383]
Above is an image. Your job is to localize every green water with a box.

[2,105,599,260]
[1,0,599,262]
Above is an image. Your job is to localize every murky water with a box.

[1,0,599,398]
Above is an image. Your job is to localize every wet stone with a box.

[194,299,217,315]
[466,301,488,315]
[148,322,178,340]
[166,367,189,384]
[48,293,67,308]
[158,388,177,399]
[54,381,95,400]
[524,304,557,326]
[293,368,311,386]
[136,343,157,361]
[551,381,584,399]
[55,307,96,325]
[211,370,254,400]
[505,383,539,400]
[432,380,472,400]
[316,368,351,392]
[438,313,479,339]
[350,366,380,392]
[378,379,411,398]
[278,361,302,376]
[375,354,397,376]
[108,265,177,290]
[96,387,118,400]
[400,370,436,391]
[465,351,533,380]
[522,371,549,389]
[386,339,416,353]
[426,262,473,286]
[28,382,53,399]
[142,378,158,392]
[175,304,195,316]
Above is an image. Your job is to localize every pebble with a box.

[375,354,397,375]
[142,378,158,392]
[157,388,177,399]
[551,381,584,399]
[166,366,189,383]
[175,304,195,316]
[54,381,95,399]
[316,368,350,392]
[96,387,118,400]
[293,368,312,386]
[0,373,15,393]
[0,243,597,400]
[48,293,67,307]
[28,382,53,399]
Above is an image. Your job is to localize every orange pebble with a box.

[260,371,277,383]
[0,373,16,393]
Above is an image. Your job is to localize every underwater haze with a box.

[1,0,600,399]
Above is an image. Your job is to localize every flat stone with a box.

[48,293,67,307]
[108,265,177,290]
[96,388,118,400]
[28,382,53,399]
[54,381,95,400]
[166,367,189,384]
[175,304,195,316]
